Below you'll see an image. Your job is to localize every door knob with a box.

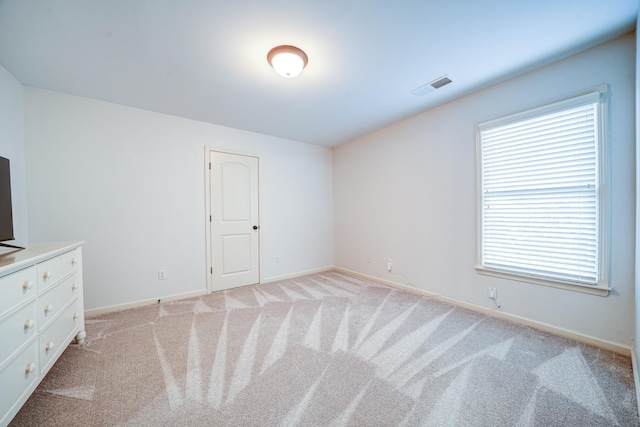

[253,225,259,230]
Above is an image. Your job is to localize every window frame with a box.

[475,85,611,296]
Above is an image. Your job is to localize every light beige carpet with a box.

[10,271,639,426]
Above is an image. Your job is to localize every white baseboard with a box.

[335,267,631,357]
[85,267,334,317]
[262,266,334,284]
[83,266,631,357]
[85,289,208,317]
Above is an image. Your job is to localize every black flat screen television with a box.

[0,156,15,243]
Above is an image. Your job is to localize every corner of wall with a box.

[634,8,640,418]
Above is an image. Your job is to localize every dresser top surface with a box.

[0,242,83,275]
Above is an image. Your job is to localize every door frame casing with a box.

[204,146,262,293]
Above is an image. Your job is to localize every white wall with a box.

[334,34,636,347]
[0,64,28,246]
[24,88,333,310]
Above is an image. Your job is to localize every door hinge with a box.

[210,267,213,274]
[209,162,211,170]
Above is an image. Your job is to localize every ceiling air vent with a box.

[411,75,453,96]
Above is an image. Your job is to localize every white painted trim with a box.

[261,266,334,284]
[204,147,263,293]
[204,146,212,293]
[475,266,611,297]
[335,266,631,356]
[85,289,208,317]
[632,348,640,419]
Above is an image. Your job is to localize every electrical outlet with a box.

[387,258,392,272]
[158,270,167,280]
[488,287,497,300]
[367,256,372,264]
[275,255,279,264]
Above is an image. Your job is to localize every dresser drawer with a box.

[37,273,80,330]
[39,299,81,373]
[0,242,84,427]
[0,340,38,426]
[0,266,36,318]
[37,248,80,292]
[0,302,37,366]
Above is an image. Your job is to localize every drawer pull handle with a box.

[43,271,53,280]
[45,341,55,352]
[25,362,37,374]
[24,319,36,330]
[71,258,77,266]
[44,304,54,314]
[22,280,34,291]
[71,283,78,291]
[73,312,80,321]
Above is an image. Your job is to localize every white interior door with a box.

[209,151,260,291]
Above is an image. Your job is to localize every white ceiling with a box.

[0,1,637,147]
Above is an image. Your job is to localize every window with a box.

[476,86,610,295]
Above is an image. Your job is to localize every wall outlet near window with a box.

[488,287,497,300]
[158,270,167,280]
[387,258,392,272]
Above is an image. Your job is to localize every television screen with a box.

[0,156,15,242]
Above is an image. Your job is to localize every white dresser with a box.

[0,242,85,427]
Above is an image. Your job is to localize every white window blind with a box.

[477,89,608,287]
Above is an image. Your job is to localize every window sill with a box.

[475,266,611,297]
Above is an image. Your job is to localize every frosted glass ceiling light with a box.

[267,45,308,78]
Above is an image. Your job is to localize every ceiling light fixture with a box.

[267,45,308,78]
